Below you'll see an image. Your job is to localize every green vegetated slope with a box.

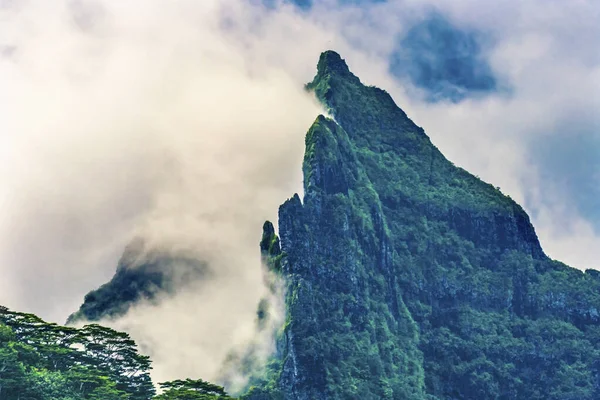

[244,51,600,400]
[0,307,234,400]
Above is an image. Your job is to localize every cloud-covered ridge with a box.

[1,0,599,390]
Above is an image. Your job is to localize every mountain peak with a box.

[246,51,583,400]
[308,50,361,93]
[316,50,351,76]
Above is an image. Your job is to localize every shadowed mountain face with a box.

[68,239,207,324]
[244,51,600,400]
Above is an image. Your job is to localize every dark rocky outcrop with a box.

[68,238,206,323]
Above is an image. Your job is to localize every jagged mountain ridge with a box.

[67,50,600,400]
[244,51,600,400]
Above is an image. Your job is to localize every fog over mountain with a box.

[0,0,598,388]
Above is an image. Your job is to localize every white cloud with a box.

[1,0,599,390]
[0,2,323,385]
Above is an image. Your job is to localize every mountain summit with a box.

[314,50,355,79]
[244,51,600,400]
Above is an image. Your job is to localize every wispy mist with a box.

[1,0,599,391]
[0,0,322,384]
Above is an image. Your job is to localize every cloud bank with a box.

[1,0,599,389]
[0,0,322,384]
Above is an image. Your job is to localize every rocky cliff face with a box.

[245,52,600,400]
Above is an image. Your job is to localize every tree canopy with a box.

[0,306,154,400]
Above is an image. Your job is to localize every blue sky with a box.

[388,11,499,103]
[533,129,600,227]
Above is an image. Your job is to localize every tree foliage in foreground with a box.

[0,306,237,400]
[155,379,234,400]
[0,306,155,400]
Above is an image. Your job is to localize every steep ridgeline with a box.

[245,52,600,400]
[69,238,206,323]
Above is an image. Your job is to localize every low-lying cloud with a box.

[1,0,599,390]
[0,0,322,384]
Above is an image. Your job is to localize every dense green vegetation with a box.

[0,307,234,400]
[0,306,155,399]
[155,379,234,400]
[244,51,600,400]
